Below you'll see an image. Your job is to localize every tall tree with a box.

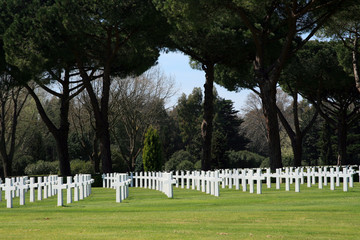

[296,41,360,165]
[110,67,174,171]
[153,0,249,170]
[175,88,203,161]
[0,59,29,177]
[217,0,348,170]
[70,91,100,172]
[61,0,167,173]
[0,28,30,177]
[4,0,168,173]
[322,2,360,92]
[279,42,324,167]
[3,1,86,176]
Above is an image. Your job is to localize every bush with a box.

[226,150,266,168]
[260,157,270,168]
[142,126,163,171]
[194,160,201,170]
[111,149,128,173]
[25,160,59,175]
[70,159,94,175]
[165,150,195,171]
[135,154,143,172]
[13,155,34,176]
[176,160,194,171]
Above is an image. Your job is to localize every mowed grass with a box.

[0,183,359,240]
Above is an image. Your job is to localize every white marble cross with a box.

[18,177,29,206]
[4,178,16,208]
[0,178,3,202]
[64,176,73,204]
[338,168,352,192]
[316,168,324,189]
[274,168,281,190]
[282,168,291,191]
[265,168,271,189]
[328,168,337,190]
[180,170,185,189]
[37,177,45,201]
[114,174,126,203]
[201,171,206,193]
[293,168,302,193]
[246,169,255,193]
[335,167,340,187]
[29,177,38,203]
[232,169,241,190]
[305,167,312,188]
[253,169,266,194]
[209,171,222,197]
[162,172,176,198]
[56,177,68,206]
[240,169,247,192]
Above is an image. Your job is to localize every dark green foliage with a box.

[68,132,91,161]
[70,159,94,175]
[111,149,128,173]
[142,126,163,172]
[173,88,249,169]
[24,160,59,176]
[227,150,266,169]
[12,155,34,176]
[165,150,195,171]
[134,154,143,172]
[176,160,194,171]
[175,88,203,161]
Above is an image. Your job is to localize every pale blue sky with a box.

[157,51,251,113]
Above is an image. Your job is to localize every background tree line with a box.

[0,0,359,177]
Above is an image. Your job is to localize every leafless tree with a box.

[109,67,175,171]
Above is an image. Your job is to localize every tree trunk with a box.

[1,155,11,178]
[337,111,347,166]
[259,81,282,171]
[201,63,214,171]
[79,65,113,173]
[352,36,360,93]
[292,136,303,167]
[0,98,11,177]
[91,136,100,173]
[57,80,71,176]
[55,131,71,176]
[24,76,72,177]
[98,123,113,173]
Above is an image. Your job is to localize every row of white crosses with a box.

[219,165,357,194]
[132,171,177,198]
[172,170,222,197]
[102,173,132,202]
[220,169,266,194]
[0,174,94,208]
[55,174,94,206]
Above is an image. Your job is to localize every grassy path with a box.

[0,184,359,239]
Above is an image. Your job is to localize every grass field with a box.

[0,183,359,240]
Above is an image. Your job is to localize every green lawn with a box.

[0,183,359,240]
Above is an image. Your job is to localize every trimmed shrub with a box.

[165,150,195,171]
[25,160,59,175]
[13,155,34,176]
[176,160,194,171]
[111,149,128,173]
[70,159,94,175]
[143,126,163,172]
[226,150,266,168]
[194,160,201,170]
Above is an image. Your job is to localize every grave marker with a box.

[29,177,38,203]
